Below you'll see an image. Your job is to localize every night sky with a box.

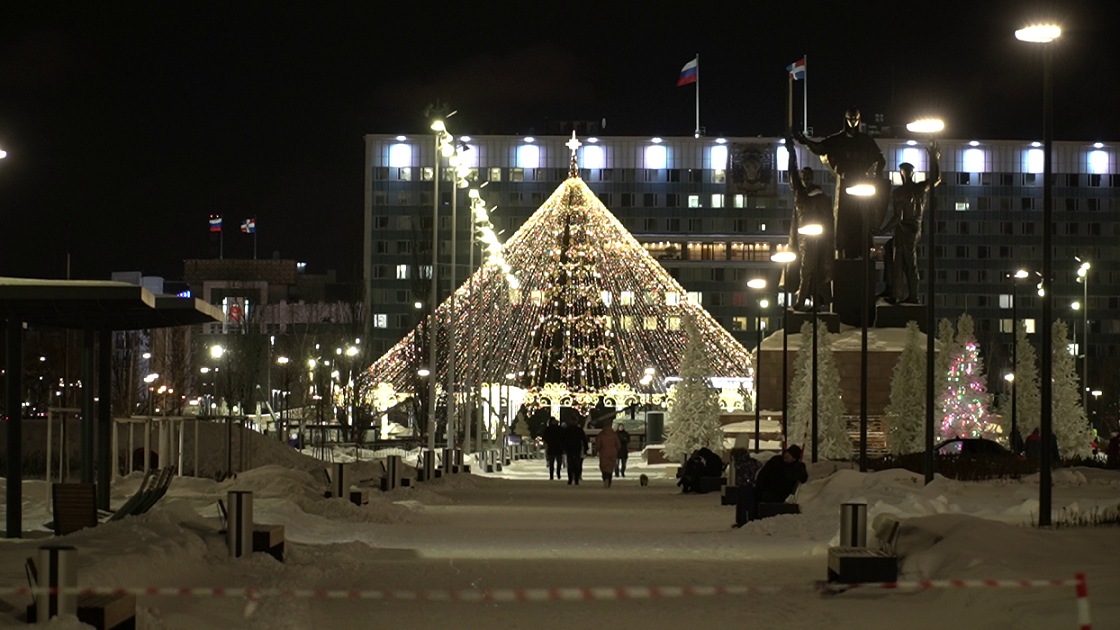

[1,1,1116,283]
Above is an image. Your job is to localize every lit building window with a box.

[899,147,925,172]
[999,294,1013,308]
[688,195,701,208]
[644,145,667,169]
[955,201,970,211]
[731,317,748,331]
[1023,319,1036,333]
[713,169,726,183]
[396,265,409,280]
[388,143,412,168]
[621,291,634,305]
[710,145,728,169]
[517,144,540,169]
[711,193,724,207]
[582,145,605,169]
[1024,148,1044,174]
[421,167,434,181]
[489,167,502,181]
[668,316,681,331]
[421,265,432,279]
[665,292,680,305]
[531,290,544,305]
[776,146,789,172]
[734,195,745,208]
[643,316,658,330]
[374,314,388,328]
[601,290,613,306]
[622,316,634,330]
[687,292,702,305]
[1088,150,1109,174]
[963,148,986,173]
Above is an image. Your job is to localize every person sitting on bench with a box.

[755,445,808,504]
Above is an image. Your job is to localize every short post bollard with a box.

[331,462,350,499]
[421,449,435,480]
[36,545,78,621]
[442,448,454,473]
[227,491,253,558]
[840,502,868,547]
[386,454,400,489]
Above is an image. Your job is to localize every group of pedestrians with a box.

[729,443,808,528]
[541,418,631,487]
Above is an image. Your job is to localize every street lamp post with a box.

[771,247,797,450]
[747,278,768,453]
[428,119,446,455]
[1076,259,1090,412]
[1010,269,1028,453]
[1016,22,1061,526]
[847,182,877,472]
[906,117,945,484]
[797,223,823,462]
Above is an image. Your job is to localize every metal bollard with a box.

[421,450,435,480]
[36,545,78,621]
[840,503,868,547]
[442,448,454,473]
[386,454,401,490]
[227,491,253,558]
[331,462,350,499]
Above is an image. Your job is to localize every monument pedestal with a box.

[784,309,841,334]
[874,302,928,333]
[832,258,876,328]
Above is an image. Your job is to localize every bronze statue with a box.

[880,143,941,303]
[787,140,834,311]
[793,108,886,259]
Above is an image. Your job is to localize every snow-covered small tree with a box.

[1011,321,1041,440]
[787,321,850,460]
[939,313,1000,440]
[662,314,725,461]
[884,321,926,454]
[1051,320,1093,458]
[513,413,531,439]
[934,317,955,430]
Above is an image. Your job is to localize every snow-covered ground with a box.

[2,435,1118,629]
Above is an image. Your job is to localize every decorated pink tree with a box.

[938,314,1001,441]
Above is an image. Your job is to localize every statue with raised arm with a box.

[787,139,834,311]
[881,142,941,303]
[793,108,886,259]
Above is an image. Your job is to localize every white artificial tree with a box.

[1051,320,1093,458]
[662,314,725,462]
[884,321,926,454]
[934,317,955,431]
[787,321,849,460]
[1011,321,1042,441]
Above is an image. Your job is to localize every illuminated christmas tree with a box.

[787,322,849,460]
[938,313,1000,440]
[366,137,752,412]
[884,321,926,454]
[662,314,726,461]
[1051,320,1093,458]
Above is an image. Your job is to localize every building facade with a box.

[364,133,1120,419]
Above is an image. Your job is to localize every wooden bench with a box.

[25,558,136,630]
[827,546,898,583]
[252,525,285,562]
[52,483,98,535]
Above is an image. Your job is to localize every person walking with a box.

[562,420,589,485]
[595,424,622,488]
[615,425,631,477]
[541,417,565,480]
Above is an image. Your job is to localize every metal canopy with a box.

[0,277,222,330]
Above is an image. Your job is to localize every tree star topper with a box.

[566,131,582,177]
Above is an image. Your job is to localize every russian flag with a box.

[241,218,256,233]
[209,215,222,232]
[677,57,698,86]
[787,57,806,81]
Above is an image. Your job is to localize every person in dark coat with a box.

[755,445,808,504]
[561,420,589,485]
[615,425,632,477]
[1024,428,1060,461]
[541,418,565,480]
[729,446,762,528]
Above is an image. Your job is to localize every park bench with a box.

[826,516,901,584]
[25,557,136,630]
[217,501,287,562]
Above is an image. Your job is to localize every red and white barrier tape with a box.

[3,574,1091,627]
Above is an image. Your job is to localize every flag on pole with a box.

[677,57,698,86]
[787,57,806,80]
[241,218,256,233]
[209,215,222,232]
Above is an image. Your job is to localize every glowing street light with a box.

[1015,24,1061,42]
[210,345,224,359]
[797,223,823,236]
[905,119,945,134]
[845,184,876,196]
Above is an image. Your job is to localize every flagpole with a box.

[220,225,224,260]
[254,219,258,260]
[787,75,793,134]
[802,54,808,134]
[694,53,701,137]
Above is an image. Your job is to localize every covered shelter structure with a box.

[1,277,222,537]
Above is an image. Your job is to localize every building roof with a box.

[0,277,223,330]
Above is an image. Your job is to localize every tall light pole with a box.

[771,247,797,450]
[847,181,877,472]
[428,119,445,454]
[1017,22,1060,526]
[1076,259,1090,412]
[797,223,823,462]
[1010,268,1028,453]
[747,277,768,453]
[906,117,945,484]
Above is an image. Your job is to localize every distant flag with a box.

[787,57,806,81]
[677,57,698,86]
[241,218,256,233]
[209,215,222,232]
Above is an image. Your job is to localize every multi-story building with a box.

[364,133,1120,422]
